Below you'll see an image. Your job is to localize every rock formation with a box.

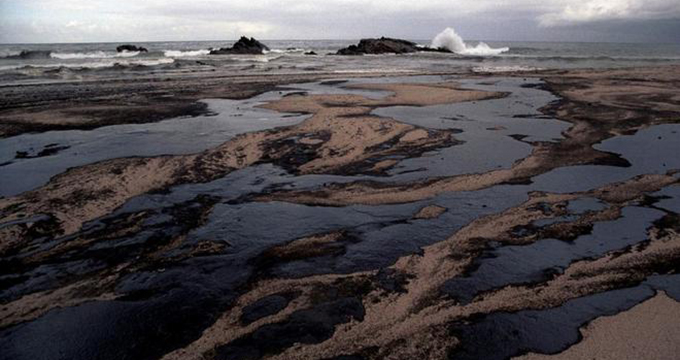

[116,45,148,53]
[336,37,451,55]
[209,37,270,55]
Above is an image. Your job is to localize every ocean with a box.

[1,39,680,84]
[2,29,680,360]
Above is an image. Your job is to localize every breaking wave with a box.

[2,50,53,60]
[472,65,542,73]
[432,28,509,56]
[51,51,141,59]
[0,50,20,58]
[164,49,211,57]
[0,50,144,60]
[0,58,175,71]
[264,48,306,54]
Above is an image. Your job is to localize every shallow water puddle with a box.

[532,123,680,193]
[442,205,665,303]
[373,78,571,181]
[450,274,680,360]
[0,92,310,197]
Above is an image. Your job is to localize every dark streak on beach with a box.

[0,63,679,360]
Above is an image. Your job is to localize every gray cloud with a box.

[538,0,680,26]
[1,0,679,43]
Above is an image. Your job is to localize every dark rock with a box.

[336,37,451,55]
[420,45,455,53]
[304,51,318,56]
[209,37,270,55]
[116,45,148,53]
[337,37,416,55]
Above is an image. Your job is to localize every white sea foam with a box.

[51,51,141,59]
[116,50,142,58]
[233,56,276,63]
[264,48,305,54]
[0,65,22,71]
[432,28,509,56]
[0,50,21,58]
[119,58,175,67]
[164,49,210,57]
[70,58,174,68]
[472,65,542,73]
[1,58,174,71]
[333,69,416,74]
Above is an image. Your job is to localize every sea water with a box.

[1,38,679,83]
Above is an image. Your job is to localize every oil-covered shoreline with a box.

[1,65,679,360]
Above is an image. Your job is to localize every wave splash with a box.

[431,28,509,56]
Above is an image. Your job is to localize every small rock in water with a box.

[116,44,148,53]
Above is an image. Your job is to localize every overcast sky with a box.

[1,0,679,44]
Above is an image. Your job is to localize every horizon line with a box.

[2,38,679,46]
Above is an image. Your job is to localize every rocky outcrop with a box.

[304,51,318,56]
[209,37,270,55]
[336,37,451,55]
[116,45,148,53]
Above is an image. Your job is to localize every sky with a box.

[1,0,679,44]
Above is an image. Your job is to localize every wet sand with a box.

[1,65,679,360]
